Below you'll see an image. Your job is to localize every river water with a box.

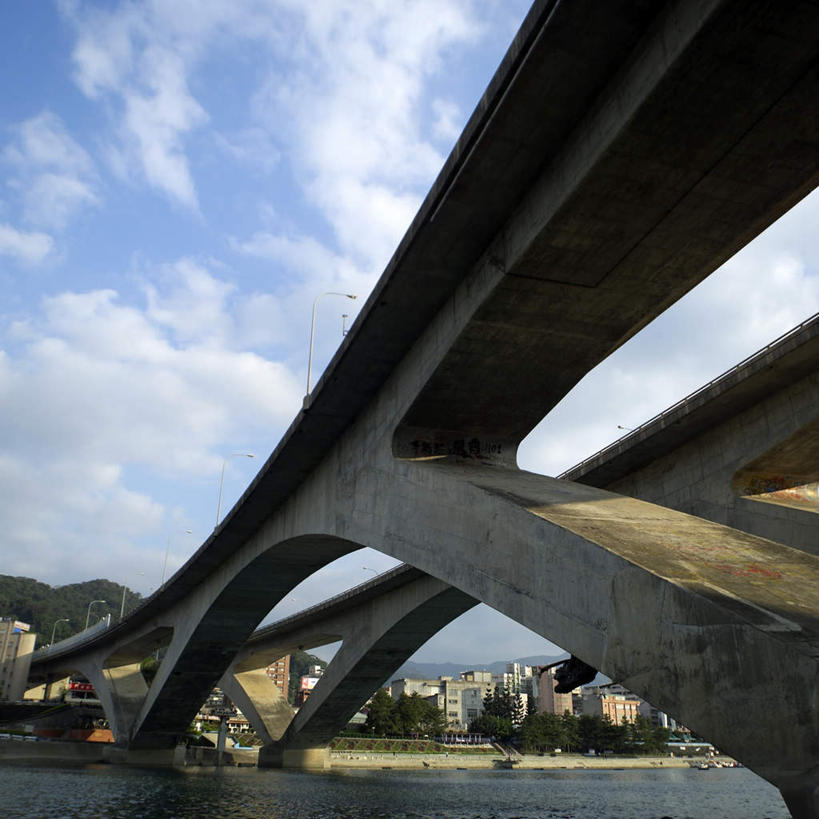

[1,763,790,818]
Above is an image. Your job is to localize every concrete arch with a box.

[128,534,363,747]
[212,566,477,766]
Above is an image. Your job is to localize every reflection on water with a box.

[0,763,790,818]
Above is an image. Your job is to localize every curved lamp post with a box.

[306,292,357,397]
[216,454,255,526]
[84,600,107,630]
[50,618,70,645]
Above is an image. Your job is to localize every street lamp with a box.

[50,618,70,645]
[162,532,193,585]
[216,454,255,526]
[85,600,107,630]
[119,572,146,619]
[306,291,357,397]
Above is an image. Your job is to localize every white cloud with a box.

[0,223,54,265]
[251,1,481,271]
[519,193,819,477]
[3,111,99,230]
[0,259,303,585]
[120,48,208,210]
[431,97,463,144]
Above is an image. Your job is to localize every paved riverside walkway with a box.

[329,752,706,770]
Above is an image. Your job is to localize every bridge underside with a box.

[24,2,819,816]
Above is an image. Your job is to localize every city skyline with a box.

[1,1,818,664]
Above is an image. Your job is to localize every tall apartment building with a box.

[537,666,574,715]
[265,654,291,698]
[0,619,36,701]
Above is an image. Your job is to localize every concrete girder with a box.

[19,4,819,815]
[396,0,819,453]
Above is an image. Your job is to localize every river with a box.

[0,763,790,818]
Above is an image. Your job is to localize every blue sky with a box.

[1,0,817,665]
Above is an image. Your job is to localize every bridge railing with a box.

[32,614,112,660]
[559,311,819,480]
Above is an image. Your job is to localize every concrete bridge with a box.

[24,1,819,814]
[563,312,819,555]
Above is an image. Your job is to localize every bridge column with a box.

[781,782,819,819]
[80,661,149,745]
[259,742,329,770]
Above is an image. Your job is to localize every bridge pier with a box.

[781,781,819,819]
[258,743,329,770]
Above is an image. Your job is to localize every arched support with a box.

[218,667,294,746]
[261,584,476,767]
[81,662,147,745]
[128,535,358,748]
[340,460,817,810]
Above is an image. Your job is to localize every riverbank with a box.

[0,738,728,772]
[329,751,705,770]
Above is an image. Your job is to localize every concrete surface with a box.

[21,3,819,815]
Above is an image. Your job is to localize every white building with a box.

[390,676,485,730]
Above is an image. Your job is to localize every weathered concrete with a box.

[22,3,819,815]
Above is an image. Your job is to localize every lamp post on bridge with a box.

[306,291,357,398]
[119,571,146,619]
[216,454,255,527]
[50,618,70,645]
[84,600,107,630]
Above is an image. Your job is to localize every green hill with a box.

[0,575,142,648]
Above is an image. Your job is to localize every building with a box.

[296,666,324,707]
[582,684,642,724]
[265,654,291,698]
[460,670,492,685]
[390,676,486,731]
[0,618,36,701]
[537,666,575,715]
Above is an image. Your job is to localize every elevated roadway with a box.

[562,312,819,552]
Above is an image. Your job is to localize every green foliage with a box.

[140,656,160,685]
[330,737,496,755]
[0,575,143,648]
[365,688,396,736]
[469,712,514,741]
[516,711,671,755]
[364,690,447,738]
[480,684,525,726]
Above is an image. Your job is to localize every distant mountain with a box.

[0,575,142,648]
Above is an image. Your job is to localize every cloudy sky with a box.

[1,1,817,666]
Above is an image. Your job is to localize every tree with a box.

[365,689,396,736]
[560,711,580,752]
[469,713,514,741]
